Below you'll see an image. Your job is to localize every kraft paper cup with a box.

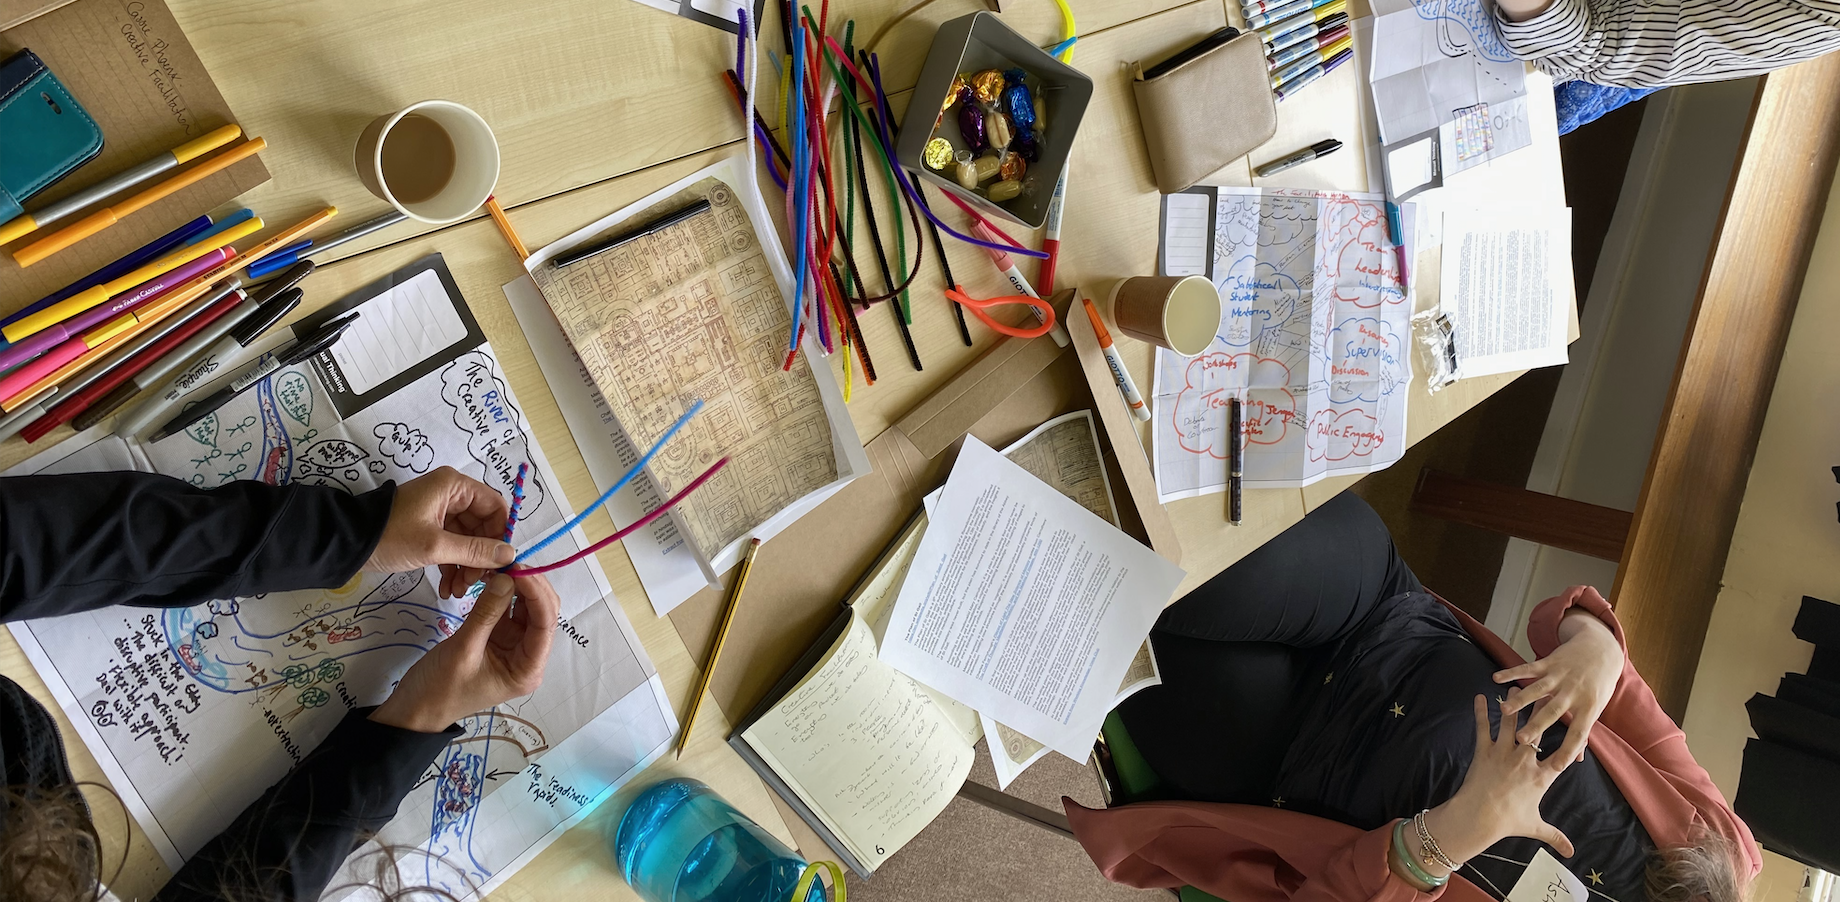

[353,100,499,225]
[1108,275,1221,357]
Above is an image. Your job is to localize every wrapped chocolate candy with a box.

[924,137,955,170]
[1001,69,1041,162]
[955,151,979,190]
[957,85,987,154]
[987,110,1014,151]
[970,69,1005,105]
[1015,133,1040,163]
[945,75,968,112]
[973,153,1002,183]
[998,151,1026,182]
[987,179,1022,202]
[1034,94,1048,134]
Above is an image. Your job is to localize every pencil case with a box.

[0,48,104,227]
[1132,32,1276,194]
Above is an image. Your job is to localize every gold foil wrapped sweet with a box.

[945,75,967,112]
[987,179,1022,202]
[1034,95,1048,134]
[924,137,955,170]
[970,69,1005,105]
[998,151,1026,181]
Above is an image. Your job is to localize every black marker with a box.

[552,199,714,268]
[150,313,358,442]
[1228,396,1244,526]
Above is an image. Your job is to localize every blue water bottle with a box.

[615,778,827,902]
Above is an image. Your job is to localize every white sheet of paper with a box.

[1507,849,1591,902]
[1440,205,1573,377]
[329,268,470,394]
[1161,192,1213,277]
[879,437,1184,759]
[1368,0,1528,147]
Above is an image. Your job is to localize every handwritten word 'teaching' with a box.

[90,614,203,765]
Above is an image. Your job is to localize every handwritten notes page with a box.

[882,438,1184,760]
[742,613,975,874]
[1153,187,1415,495]
[1367,0,1530,151]
[527,161,868,580]
[7,325,673,897]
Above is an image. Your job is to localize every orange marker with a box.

[485,195,529,261]
[1082,297,1152,422]
[13,137,268,267]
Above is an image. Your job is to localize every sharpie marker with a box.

[1083,298,1151,422]
[971,222,1070,346]
[110,263,313,438]
[1247,0,1337,30]
[1258,0,1345,45]
[1266,10,1346,53]
[1272,35,1352,87]
[150,312,358,442]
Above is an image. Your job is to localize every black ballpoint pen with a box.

[150,313,359,442]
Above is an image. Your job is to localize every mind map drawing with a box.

[10,337,671,899]
[1154,187,1413,494]
[1409,0,1514,63]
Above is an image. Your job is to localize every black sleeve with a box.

[0,471,395,623]
[152,708,459,902]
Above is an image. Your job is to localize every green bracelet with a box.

[1392,819,1449,889]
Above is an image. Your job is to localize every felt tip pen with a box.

[1265,10,1346,52]
[110,264,313,439]
[1269,23,1349,69]
[970,222,1070,347]
[1256,139,1345,178]
[301,210,409,259]
[1039,170,1067,296]
[0,216,212,335]
[0,125,242,247]
[1275,48,1352,100]
[1272,35,1352,86]
[244,240,312,279]
[1228,397,1244,526]
[1385,202,1410,289]
[0,248,233,374]
[1247,0,1338,30]
[151,313,357,442]
[1082,298,1152,422]
[53,287,252,438]
[183,208,257,247]
[1257,0,1345,44]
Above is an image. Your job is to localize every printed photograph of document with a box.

[880,437,1185,759]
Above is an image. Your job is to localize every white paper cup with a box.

[354,100,499,225]
[1108,275,1221,357]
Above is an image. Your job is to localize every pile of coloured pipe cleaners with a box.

[721,5,1066,396]
[498,401,728,577]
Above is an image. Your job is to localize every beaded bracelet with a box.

[1392,819,1449,889]
[1414,810,1462,871]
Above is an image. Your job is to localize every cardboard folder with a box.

[668,290,1182,727]
[0,0,269,311]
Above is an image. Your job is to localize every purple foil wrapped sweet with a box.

[957,85,987,154]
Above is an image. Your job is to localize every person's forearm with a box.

[1495,0,1555,22]
[1387,800,1496,891]
[1556,607,1616,645]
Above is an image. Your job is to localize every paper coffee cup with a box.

[354,100,499,225]
[1108,275,1221,357]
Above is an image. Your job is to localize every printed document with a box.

[1440,205,1573,377]
[879,437,1185,759]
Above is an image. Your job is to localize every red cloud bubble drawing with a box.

[1306,407,1384,462]
[1172,353,1296,458]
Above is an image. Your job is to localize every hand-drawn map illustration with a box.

[531,177,846,570]
[9,323,674,897]
[1153,187,1413,495]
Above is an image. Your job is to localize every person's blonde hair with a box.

[0,784,119,902]
[1647,831,1747,902]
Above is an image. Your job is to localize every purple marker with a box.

[0,248,231,373]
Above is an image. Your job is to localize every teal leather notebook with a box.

[0,48,103,225]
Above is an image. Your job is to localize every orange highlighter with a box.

[1082,297,1152,422]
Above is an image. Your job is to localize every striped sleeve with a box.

[1497,0,1840,88]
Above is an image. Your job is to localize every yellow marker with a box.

[13,137,267,267]
[4,215,264,343]
[0,125,243,248]
[675,538,763,759]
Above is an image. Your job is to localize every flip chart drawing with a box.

[1153,187,1414,494]
[7,276,674,900]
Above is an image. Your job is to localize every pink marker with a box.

[0,247,231,374]
[971,222,1070,346]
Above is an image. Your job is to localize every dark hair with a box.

[1646,831,1747,902]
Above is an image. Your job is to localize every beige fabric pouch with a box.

[1133,33,1278,194]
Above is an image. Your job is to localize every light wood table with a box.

[0,0,1569,897]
